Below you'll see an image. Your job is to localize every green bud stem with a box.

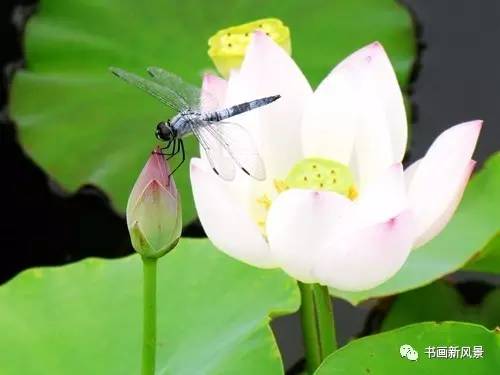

[298,282,337,373]
[141,256,157,375]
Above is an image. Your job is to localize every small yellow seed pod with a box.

[208,18,291,78]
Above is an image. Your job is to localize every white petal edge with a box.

[403,159,420,187]
[190,158,276,268]
[267,189,353,282]
[301,61,359,164]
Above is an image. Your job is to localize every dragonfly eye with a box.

[155,122,164,140]
[156,121,173,141]
[155,126,162,140]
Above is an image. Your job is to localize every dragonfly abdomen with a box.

[204,95,280,122]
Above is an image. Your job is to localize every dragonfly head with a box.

[155,121,175,142]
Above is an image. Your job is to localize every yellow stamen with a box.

[256,194,272,209]
[285,157,355,196]
[348,185,358,200]
[273,179,289,193]
[253,158,359,236]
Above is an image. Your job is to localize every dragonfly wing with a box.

[110,67,189,111]
[202,121,266,181]
[147,67,219,112]
[188,119,236,181]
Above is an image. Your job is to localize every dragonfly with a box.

[110,66,280,180]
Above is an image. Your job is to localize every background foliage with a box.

[316,322,499,374]
[0,239,299,374]
[5,0,499,373]
[10,0,415,224]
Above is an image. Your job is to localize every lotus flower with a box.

[190,33,481,291]
[127,149,182,258]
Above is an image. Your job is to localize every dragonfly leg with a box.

[153,139,174,156]
[168,139,185,177]
[165,139,180,160]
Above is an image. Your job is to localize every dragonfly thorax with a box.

[169,111,201,138]
[155,121,176,142]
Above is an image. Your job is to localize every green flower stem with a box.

[141,256,158,375]
[298,282,337,373]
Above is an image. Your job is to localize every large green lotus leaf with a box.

[315,322,500,374]
[0,238,299,374]
[331,152,500,305]
[10,0,415,223]
[464,234,500,273]
[381,281,500,332]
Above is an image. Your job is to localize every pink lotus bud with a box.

[126,149,182,258]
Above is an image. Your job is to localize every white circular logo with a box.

[400,344,419,361]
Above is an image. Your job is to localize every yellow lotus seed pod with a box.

[208,18,291,78]
[285,158,356,198]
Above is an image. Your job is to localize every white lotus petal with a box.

[403,159,421,187]
[201,73,227,112]
[235,31,313,178]
[313,210,414,291]
[190,158,276,268]
[301,62,358,164]
[267,189,352,282]
[413,160,476,248]
[355,163,408,225]
[340,42,408,188]
[408,121,481,246]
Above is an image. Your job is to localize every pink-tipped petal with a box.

[351,42,407,160]
[313,210,415,291]
[232,32,313,178]
[190,158,276,268]
[126,150,181,257]
[340,43,407,188]
[199,73,236,168]
[413,160,476,248]
[201,73,227,112]
[408,121,482,246]
[134,150,172,192]
[130,180,180,251]
[126,150,174,225]
[267,189,353,282]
